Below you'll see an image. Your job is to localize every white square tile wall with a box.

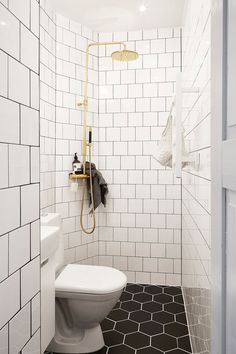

[40,6,182,284]
[54,13,100,265]
[97,28,182,285]
[40,0,57,212]
[38,4,195,289]
[181,0,211,352]
[0,1,40,353]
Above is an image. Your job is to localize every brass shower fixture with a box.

[79,41,139,235]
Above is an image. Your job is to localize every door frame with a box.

[211,0,227,352]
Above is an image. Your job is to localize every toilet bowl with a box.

[42,213,127,354]
[48,264,127,353]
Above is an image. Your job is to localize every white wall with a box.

[40,5,100,265]
[54,14,100,265]
[40,0,56,212]
[0,0,40,353]
[40,8,184,286]
[181,0,211,353]
[97,28,182,285]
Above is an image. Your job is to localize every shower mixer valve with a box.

[77,98,88,107]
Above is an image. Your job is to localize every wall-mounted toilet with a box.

[41,213,127,354]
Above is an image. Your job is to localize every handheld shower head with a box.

[111,49,139,62]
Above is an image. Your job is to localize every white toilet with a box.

[42,213,127,354]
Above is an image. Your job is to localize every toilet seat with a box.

[55,264,127,295]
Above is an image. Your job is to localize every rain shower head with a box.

[111,49,139,62]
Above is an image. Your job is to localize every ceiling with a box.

[49,0,186,32]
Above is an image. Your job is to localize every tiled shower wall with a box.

[40,8,184,284]
[0,0,40,353]
[39,5,207,290]
[39,5,100,264]
[97,29,182,285]
[182,0,211,353]
[54,14,100,265]
[40,0,56,213]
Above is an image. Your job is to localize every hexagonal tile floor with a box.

[45,284,192,354]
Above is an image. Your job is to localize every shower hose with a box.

[80,142,96,234]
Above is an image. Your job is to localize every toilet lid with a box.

[55,264,127,295]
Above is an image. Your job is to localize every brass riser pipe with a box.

[79,41,127,235]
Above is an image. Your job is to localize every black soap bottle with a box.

[72,153,82,174]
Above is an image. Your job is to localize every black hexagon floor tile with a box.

[165,322,189,337]
[126,283,144,293]
[101,318,115,332]
[178,335,192,352]
[103,330,124,347]
[107,308,129,321]
[164,286,182,296]
[152,333,177,351]
[153,311,175,324]
[125,332,150,349]
[154,293,173,304]
[121,300,141,312]
[142,301,162,313]
[140,321,163,336]
[174,294,184,304]
[115,319,138,334]
[130,309,152,323]
[120,291,133,302]
[46,283,192,354]
[164,302,185,314]
[145,285,163,295]
[134,292,152,303]
[176,312,188,325]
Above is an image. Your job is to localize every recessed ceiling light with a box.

[0,21,7,26]
[139,4,147,12]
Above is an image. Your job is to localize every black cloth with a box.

[84,162,109,211]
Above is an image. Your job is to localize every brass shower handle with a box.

[77,99,88,107]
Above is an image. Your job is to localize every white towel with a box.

[153,115,173,167]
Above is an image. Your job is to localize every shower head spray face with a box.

[111,49,139,62]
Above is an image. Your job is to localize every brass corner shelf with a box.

[69,173,89,180]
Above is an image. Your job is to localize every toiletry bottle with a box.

[72,153,82,174]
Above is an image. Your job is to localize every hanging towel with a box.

[153,114,188,168]
[153,115,173,167]
[84,162,109,211]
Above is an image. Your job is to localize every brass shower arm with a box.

[87,41,127,50]
[78,41,127,106]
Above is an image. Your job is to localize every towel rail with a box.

[172,73,200,178]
